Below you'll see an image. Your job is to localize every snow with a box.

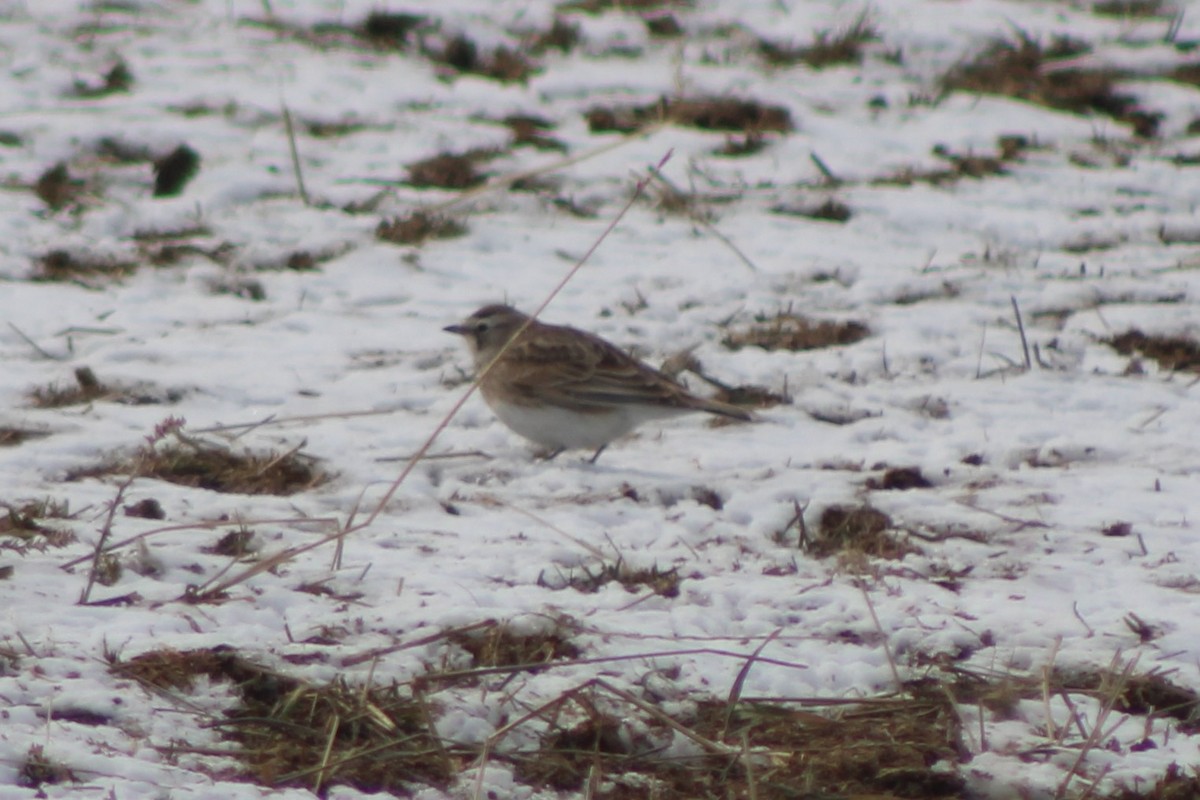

[1,0,1199,797]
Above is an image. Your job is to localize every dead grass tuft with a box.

[406,150,492,189]
[1,498,75,551]
[450,621,582,671]
[204,527,256,557]
[771,197,852,222]
[938,662,1200,733]
[509,692,962,798]
[540,558,681,597]
[0,427,49,447]
[1106,329,1200,372]
[528,16,582,54]
[1093,0,1172,17]
[1172,63,1200,87]
[1111,762,1200,799]
[723,311,869,352]
[559,0,693,11]
[714,132,768,157]
[427,33,537,82]
[1057,667,1200,732]
[644,13,683,37]
[18,744,76,789]
[942,34,1155,135]
[71,59,133,98]
[33,249,137,284]
[810,504,920,560]
[587,96,792,135]
[759,12,878,69]
[357,11,425,49]
[874,136,1029,186]
[867,466,933,491]
[376,211,467,245]
[504,114,568,151]
[114,646,451,793]
[255,11,426,52]
[35,162,86,210]
[68,439,326,496]
[29,367,179,408]
[696,694,963,798]
[712,382,789,410]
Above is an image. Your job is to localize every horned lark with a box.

[444,304,753,461]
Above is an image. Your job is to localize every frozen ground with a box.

[1,0,1199,797]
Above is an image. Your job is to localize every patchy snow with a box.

[2,0,1200,797]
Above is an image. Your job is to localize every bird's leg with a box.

[588,444,608,464]
[537,447,565,461]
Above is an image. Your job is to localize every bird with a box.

[444,304,753,462]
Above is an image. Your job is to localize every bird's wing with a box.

[504,328,691,410]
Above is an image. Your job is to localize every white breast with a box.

[487,400,645,450]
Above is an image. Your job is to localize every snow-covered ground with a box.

[2,0,1199,797]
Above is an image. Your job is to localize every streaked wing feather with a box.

[504,327,692,410]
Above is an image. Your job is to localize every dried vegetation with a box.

[68,436,326,496]
[723,311,869,352]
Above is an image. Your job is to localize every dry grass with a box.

[426,33,537,82]
[1,498,75,552]
[0,427,48,447]
[587,96,792,135]
[1106,329,1200,372]
[559,0,692,11]
[866,466,933,491]
[771,197,852,222]
[28,367,180,408]
[539,558,682,597]
[449,621,582,672]
[113,647,452,793]
[1111,762,1200,798]
[376,211,467,245]
[942,33,1157,136]
[1093,0,1173,17]
[34,162,86,210]
[759,12,878,69]
[504,114,568,152]
[17,744,76,790]
[32,249,138,285]
[809,504,921,560]
[71,59,132,98]
[723,311,869,352]
[67,439,327,496]
[873,136,1030,186]
[406,150,493,189]
[509,688,964,798]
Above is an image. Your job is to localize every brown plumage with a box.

[444,304,752,461]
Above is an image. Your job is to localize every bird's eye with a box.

[475,321,490,332]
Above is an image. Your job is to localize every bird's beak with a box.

[443,323,469,335]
